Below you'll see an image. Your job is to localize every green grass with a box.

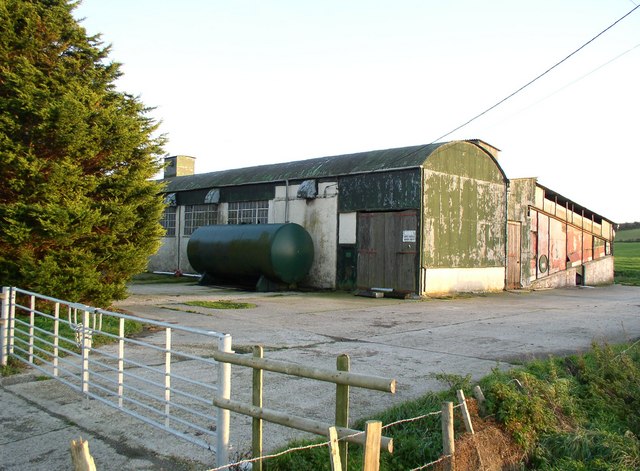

[614,241,640,286]
[263,342,640,470]
[1,357,25,376]
[265,386,460,470]
[616,228,640,242]
[184,300,256,309]
[130,272,197,284]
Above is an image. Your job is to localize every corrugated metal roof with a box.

[163,142,449,192]
[537,182,615,225]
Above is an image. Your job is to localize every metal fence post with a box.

[1,287,9,366]
[118,317,125,408]
[53,302,60,377]
[82,310,91,394]
[28,295,35,364]
[8,287,15,354]
[216,334,232,467]
[164,327,172,428]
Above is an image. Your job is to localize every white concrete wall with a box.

[530,267,578,290]
[421,267,505,295]
[147,236,178,273]
[148,184,338,286]
[147,206,196,274]
[529,256,614,290]
[584,256,614,286]
[273,182,338,288]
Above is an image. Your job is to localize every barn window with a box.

[594,237,606,259]
[184,204,218,235]
[160,206,177,237]
[227,201,269,224]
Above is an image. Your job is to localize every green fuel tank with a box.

[187,223,314,285]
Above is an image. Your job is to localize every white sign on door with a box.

[402,230,416,243]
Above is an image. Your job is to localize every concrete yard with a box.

[2,282,639,470]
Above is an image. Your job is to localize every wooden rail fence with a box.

[211,346,396,471]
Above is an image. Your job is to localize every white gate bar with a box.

[6,286,231,453]
[28,295,35,363]
[82,310,90,394]
[164,327,172,428]
[118,317,125,408]
[9,287,15,354]
[1,287,8,366]
[53,302,60,377]
[216,334,232,466]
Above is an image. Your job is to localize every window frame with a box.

[160,206,177,237]
[227,200,269,225]
[184,204,218,235]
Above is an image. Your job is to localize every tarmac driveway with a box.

[2,283,639,470]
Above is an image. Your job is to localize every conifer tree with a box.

[0,0,166,305]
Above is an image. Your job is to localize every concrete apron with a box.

[2,283,639,470]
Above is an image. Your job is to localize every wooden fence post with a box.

[70,437,97,471]
[336,354,350,469]
[442,401,455,471]
[362,420,382,471]
[473,385,486,416]
[328,426,343,471]
[456,390,474,434]
[252,345,264,471]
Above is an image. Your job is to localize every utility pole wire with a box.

[492,41,640,125]
[430,3,640,144]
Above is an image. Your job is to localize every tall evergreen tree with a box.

[0,0,166,306]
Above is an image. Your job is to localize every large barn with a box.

[149,140,614,295]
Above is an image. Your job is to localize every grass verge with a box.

[614,241,640,286]
[184,300,256,309]
[263,341,640,470]
[131,272,197,284]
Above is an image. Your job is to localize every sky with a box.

[74,1,640,223]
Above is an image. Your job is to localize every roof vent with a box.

[204,189,220,204]
[297,180,317,199]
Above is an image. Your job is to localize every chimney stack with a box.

[164,155,196,179]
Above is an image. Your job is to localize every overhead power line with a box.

[494,41,640,122]
[430,3,640,144]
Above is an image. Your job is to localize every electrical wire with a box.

[492,41,640,125]
[429,3,640,144]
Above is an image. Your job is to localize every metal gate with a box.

[357,210,418,292]
[0,286,232,466]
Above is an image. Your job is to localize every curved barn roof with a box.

[163,142,455,192]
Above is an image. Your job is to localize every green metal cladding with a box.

[338,169,421,212]
[422,142,507,268]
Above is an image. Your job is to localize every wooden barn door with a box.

[506,221,522,289]
[357,211,418,292]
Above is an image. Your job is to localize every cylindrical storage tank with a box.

[187,223,314,285]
